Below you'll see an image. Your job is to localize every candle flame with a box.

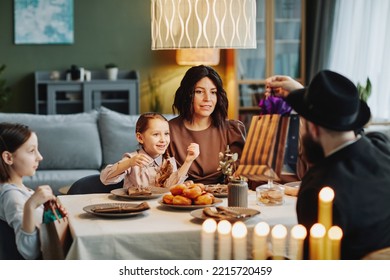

[202,218,217,233]
[271,224,287,239]
[310,223,326,238]
[217,220,232,234]
[291,224,307,240]
[254,222,270,237]
[232,221,247,238]
[328,226,343,240]
[319,187,335,202]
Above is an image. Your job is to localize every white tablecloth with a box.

[58,191,297,260]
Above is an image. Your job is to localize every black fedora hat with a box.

[286,70,371,131]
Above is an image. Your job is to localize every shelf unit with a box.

[34,70,140,115]
[227,0,305,130]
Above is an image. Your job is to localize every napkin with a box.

[92,202,150,213]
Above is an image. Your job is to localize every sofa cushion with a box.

[98,107,140,166]
[0,111,102,170]
[23,169,100,195]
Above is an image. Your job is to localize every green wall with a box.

[0,0,226,114]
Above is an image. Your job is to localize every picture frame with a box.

[14,0,74,45]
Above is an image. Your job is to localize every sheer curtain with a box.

[328,0,390,121]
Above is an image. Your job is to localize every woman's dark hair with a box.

[0,122,32,182]
[172,65,228,127]
[135,113,173,187]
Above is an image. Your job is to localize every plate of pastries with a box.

[159,181,223,210]
[111,187,168,200]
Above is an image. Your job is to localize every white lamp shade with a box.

[151,0,257,49]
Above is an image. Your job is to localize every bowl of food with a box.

[256,183,284,206]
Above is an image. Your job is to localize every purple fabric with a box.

[259,96,292,115]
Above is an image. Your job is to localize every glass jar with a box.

[256,183,284,206]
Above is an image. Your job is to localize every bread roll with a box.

[193,183,206,191]
[182,185,202,199]
[194,193,214,205]
[170,184,187,195]
[162,194,174,204]
[172,195,192,205]
[183,180,194,187]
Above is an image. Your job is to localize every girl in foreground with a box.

[0,122,66,259]
[100,112,199,190]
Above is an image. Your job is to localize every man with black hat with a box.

[266,70,390,259]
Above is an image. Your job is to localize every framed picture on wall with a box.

[14,0,74,44]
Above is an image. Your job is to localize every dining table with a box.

[58,190,298,260]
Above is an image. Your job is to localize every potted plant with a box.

[357,77,372,102]
[218,145,248,207]
[0,64,11,110]
[105,63,118,81]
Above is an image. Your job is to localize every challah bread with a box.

[172,195,192,205]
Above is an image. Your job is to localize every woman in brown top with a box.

[168,65,246,184]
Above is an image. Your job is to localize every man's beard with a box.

[301,133,325,165]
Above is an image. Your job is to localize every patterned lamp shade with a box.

[151,0,257,49]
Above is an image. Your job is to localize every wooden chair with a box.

[361,247,390,260]
[236,114,291,190]
[67,174,123,195]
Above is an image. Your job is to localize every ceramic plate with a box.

[158,198,223,210]
[283,181,301,196]
[205,184,228,198]
[284,181,301,188]
[110,187,168,200]
[83,203,149,218]
[190,207,260,222]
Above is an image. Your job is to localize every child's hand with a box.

[185,143,200,162]
[128,154,153,168]
[26,185,55,210]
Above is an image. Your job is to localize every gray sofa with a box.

[0,107,168,194]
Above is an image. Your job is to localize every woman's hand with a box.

[265,75,304,98]
[185,143,200,163]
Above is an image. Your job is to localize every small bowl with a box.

[256,184,284,206]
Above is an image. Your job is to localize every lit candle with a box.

[326,226,343,260]
[289,224,307,260]
[253,222,270,260]
[309,223,326,260]
[232,221,247,260]
[271,224,287,260]
[201,218,217,260]
[318,187,335,230]
[217,220,232,260]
